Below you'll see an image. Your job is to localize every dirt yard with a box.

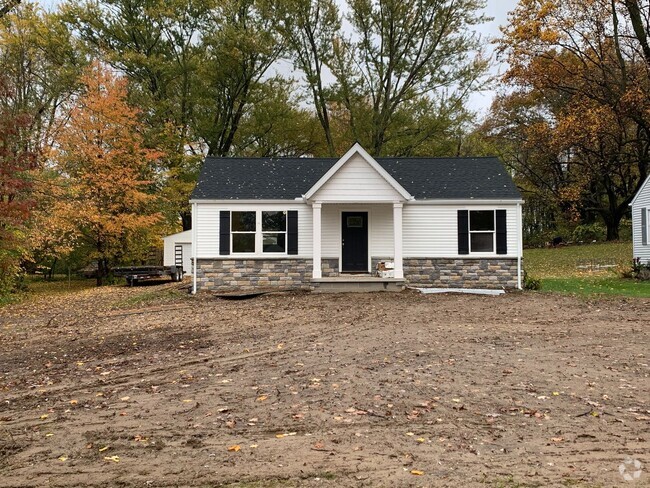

[1,283,649,487]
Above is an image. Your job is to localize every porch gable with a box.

[304,143,412,203]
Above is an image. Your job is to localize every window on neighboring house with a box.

[470,210,495,253]
[231,211,256,253]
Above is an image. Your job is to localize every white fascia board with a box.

[164,229,192,240]
[630,174,650,206]
[407,199,524,205]
[303,142,413,201]
[189,199,306,205]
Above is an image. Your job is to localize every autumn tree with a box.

[0,77,35,295]
[493,0,650,240]
[53,62,162,285]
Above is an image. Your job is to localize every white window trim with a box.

[469,209,497,255]
[230,210,288,256]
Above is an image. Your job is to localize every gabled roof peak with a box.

[303,143,412,201]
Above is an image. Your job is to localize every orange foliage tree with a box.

[53,62,162,285]
[491,0,650,240]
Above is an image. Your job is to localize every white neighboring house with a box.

[631,175,650,264]
[163,230,192,276]
[182,143,524,293]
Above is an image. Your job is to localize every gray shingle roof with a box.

[190,156,521,200]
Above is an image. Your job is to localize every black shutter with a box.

[642,208,648,246]
[458,210,469,255]
[219,211,230,255]
[287,210,298,255]
[496,209,507,255]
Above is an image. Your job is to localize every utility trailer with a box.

[113,265,184,286]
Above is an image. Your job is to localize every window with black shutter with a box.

[287,211,298,255]
[458,210,469,255]
[219,211,230,255]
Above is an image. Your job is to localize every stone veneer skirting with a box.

[403,258,518,289]
[196,257,519,291]
[196,259,312,291]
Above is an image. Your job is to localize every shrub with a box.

[572,223,606,243]
[632,258,650,281]
[523,271,541,290]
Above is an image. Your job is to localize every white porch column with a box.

[312,202,322,279]
[393,203,404,279]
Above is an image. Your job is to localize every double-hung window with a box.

[231,211,256,253]
[262,211,287,253]
[230,210,288,254]
[469,210,495,253]
[458,209,507,255]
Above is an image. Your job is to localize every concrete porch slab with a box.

[311,277,405,293]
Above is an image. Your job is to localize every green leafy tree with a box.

[331,0,489,156]
[272,0,341,155]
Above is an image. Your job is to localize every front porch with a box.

[311,202,405,280]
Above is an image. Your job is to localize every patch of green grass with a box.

[541,276,650,297]
[524,242,632,279]
[523,242,650,298]
[111,286,188,309]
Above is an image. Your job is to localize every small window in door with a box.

[347,216,363,228]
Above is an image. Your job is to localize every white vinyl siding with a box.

[632,178,650,264]
[403,204,520,257]
[194,202,521,261]
[163,230,192,272]
[195,203,312,258]
[312,153,404,202]
[196,204,220,258]
[321,205,394,259]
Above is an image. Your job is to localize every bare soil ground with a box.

[1,283,649,487]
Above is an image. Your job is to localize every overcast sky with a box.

[37,0,519,114]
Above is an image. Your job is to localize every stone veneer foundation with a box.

[196,259,312,291]
[196,257,518,291]
[403,258,519,289]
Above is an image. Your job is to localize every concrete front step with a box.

[311,277,405,293]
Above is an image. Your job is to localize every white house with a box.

[187,143,524,293]
[631,175,650,264]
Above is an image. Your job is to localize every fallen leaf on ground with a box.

[275,432,297,438]
[257,395,268,402]
[70,400,78,405]
[227,445,241,452]
[411,470,424,475]
[120,396,130,401]
[39,414,48,420]
[104,456,120,463]
[58,456,68,462]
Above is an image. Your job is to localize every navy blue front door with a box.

[342,212,368,272]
